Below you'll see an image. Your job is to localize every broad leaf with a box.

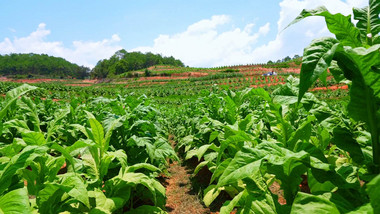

[125,205,166,214]
[332,127,365,164]
[353,0,380,45]
[0,84,37,121]
[367,174,380,213]
[21,131,46,146]
[85,111,104,149]
[298,37,339,101]
[0,146,47,194]
[290,192,340,214]
[0,188,31,214]
[287,6,362,47]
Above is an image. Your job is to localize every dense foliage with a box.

[0,0,378,213]
[165,1,380,213]
[169,75,379,213]
[0,53,90,79]
[91,50,185,79]
[287,0,380,173]
[0,84,177,213]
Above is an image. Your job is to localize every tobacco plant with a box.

[287,0,380,173]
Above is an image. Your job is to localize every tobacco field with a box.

[0,0,380,213]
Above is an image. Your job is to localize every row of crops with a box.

[0,0,379,213]
[0,74,376,213]
[167,76,379,213]
[164,1,380,212]
[0,84,178,213]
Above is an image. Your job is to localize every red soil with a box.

[139,72,209,81]
[82,79,98,83]
[250,83,286,88]
[269,182,287,205]
[164,161,210,214]
[312,85,348,91]
[64,83,93,87]
[40,97,61,102]
[171,72,209,77]
[14,79,66,83]
[139,76,188,81]
[0,77,10,82]
[165,135,209,214]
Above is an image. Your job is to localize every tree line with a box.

[90,50,185,78]
[0,53,90,79]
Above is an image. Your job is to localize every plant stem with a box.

[366,86,380,173]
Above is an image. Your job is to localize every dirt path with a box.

[165,160,210,214]
[165,135,209,214]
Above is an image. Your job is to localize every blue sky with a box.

[0,0,368,67]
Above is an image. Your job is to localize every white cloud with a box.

[133,0,368,67]
[258,23,270,36]
[0,0,370,68]
[133,15,271,67]
[250,0,368,63]
[0,23,122,68]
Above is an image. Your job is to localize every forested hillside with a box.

[91,49,185,78]
[0,53,90,79]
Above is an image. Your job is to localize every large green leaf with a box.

[125,205,166,214]
[367,174,380,213]
[21,131,46,146]
[85,111,104,148]
[148,137,178,166]
[103,116,125,151]
[290,192,341,214]
[19,96,41,132]
[89,189,125,214]
[203,185,223,207]
[0,188,31,214]
[3,119,30,133]
[38,174,90,213]
[216,146,267,189]
[223,95,237,125]
[125,163,160,173]
[82,152,100,182]
[61,174,90,208]
[343,45,380,101]
[238,190,278,214]
[291,192,371,214]
[287,115,315,150]
[46,105,70,141]
[50,143,77,174]
[217,142,333,204]
[298,37,339,101]
[0,146,47,194]
[0,84,37,121]
[210,158,231,184]
[332,127,365,164]
[36,184,63,213]
[329,60,346,83]
[335,45,380,169]
[107,171,163,206]
[307,169,335,194]
[353,0,380,45]
[287,6,362,47]
[220,191,244,214]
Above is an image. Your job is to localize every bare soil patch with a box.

[64,83,93,87]
[165,161,210,214]
[12,78,66,83]
[171,72,209,77]
[139,76,187,81]
[312,85,348,91]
